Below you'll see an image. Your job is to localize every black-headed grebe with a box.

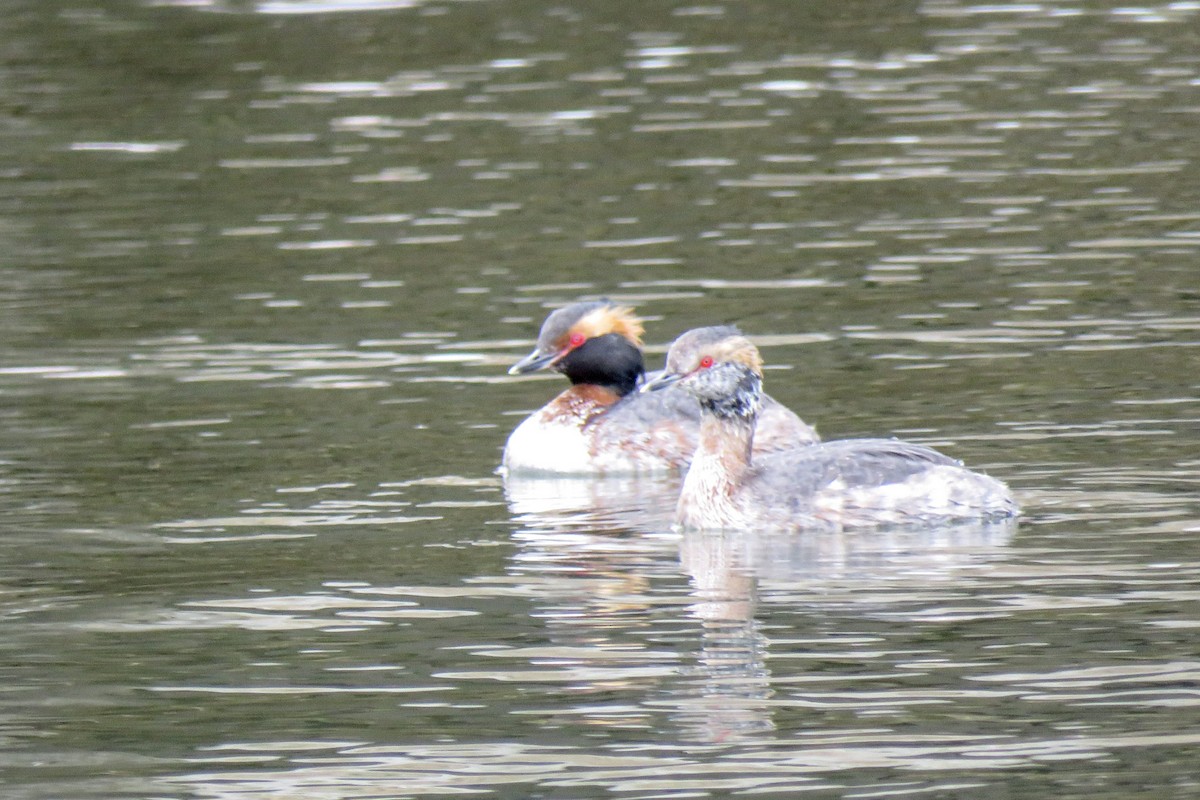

[645,326,1019,530]
[502,302,819,475]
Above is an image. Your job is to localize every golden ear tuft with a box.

[718,335,763,375]
[575,304,645,346]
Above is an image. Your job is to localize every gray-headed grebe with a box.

[502,302,819,475]
[644,326,1019,529]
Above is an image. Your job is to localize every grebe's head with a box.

[643,326,764,418]
[509,300,644,376]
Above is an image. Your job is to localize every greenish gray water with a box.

[4,0,1200,797]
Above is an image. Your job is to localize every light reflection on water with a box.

[143,489,1200,798]
[10,460,1200,798]
[122,474,1194,796]
[5,0,1200,797]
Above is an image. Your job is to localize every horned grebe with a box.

[502,302,819,475]
[644,326,1019,530]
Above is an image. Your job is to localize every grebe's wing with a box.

[755,438,960,495]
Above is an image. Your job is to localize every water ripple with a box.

[166,728,1200,798]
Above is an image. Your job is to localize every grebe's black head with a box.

[508,301,647,395]
[642,326,764,419]
[554,332,645,395]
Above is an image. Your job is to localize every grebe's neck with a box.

[697,413,755,474]
[694,366,762,470]
[676,369,761,527]
[698,368,762,422]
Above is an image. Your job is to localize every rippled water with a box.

[4,0,1200,797]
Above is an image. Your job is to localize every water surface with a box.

[4,0,1200,797]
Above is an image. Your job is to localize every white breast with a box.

[502,413,594,475]
[676,450,743,528]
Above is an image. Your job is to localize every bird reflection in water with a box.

[675,519,1017,742]
[502,472,1017,744]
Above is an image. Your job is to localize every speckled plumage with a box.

[502,304,819,475]
[653,326,1020,530]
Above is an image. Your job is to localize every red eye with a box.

[698,355,714,369]
[568,332,586,348]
